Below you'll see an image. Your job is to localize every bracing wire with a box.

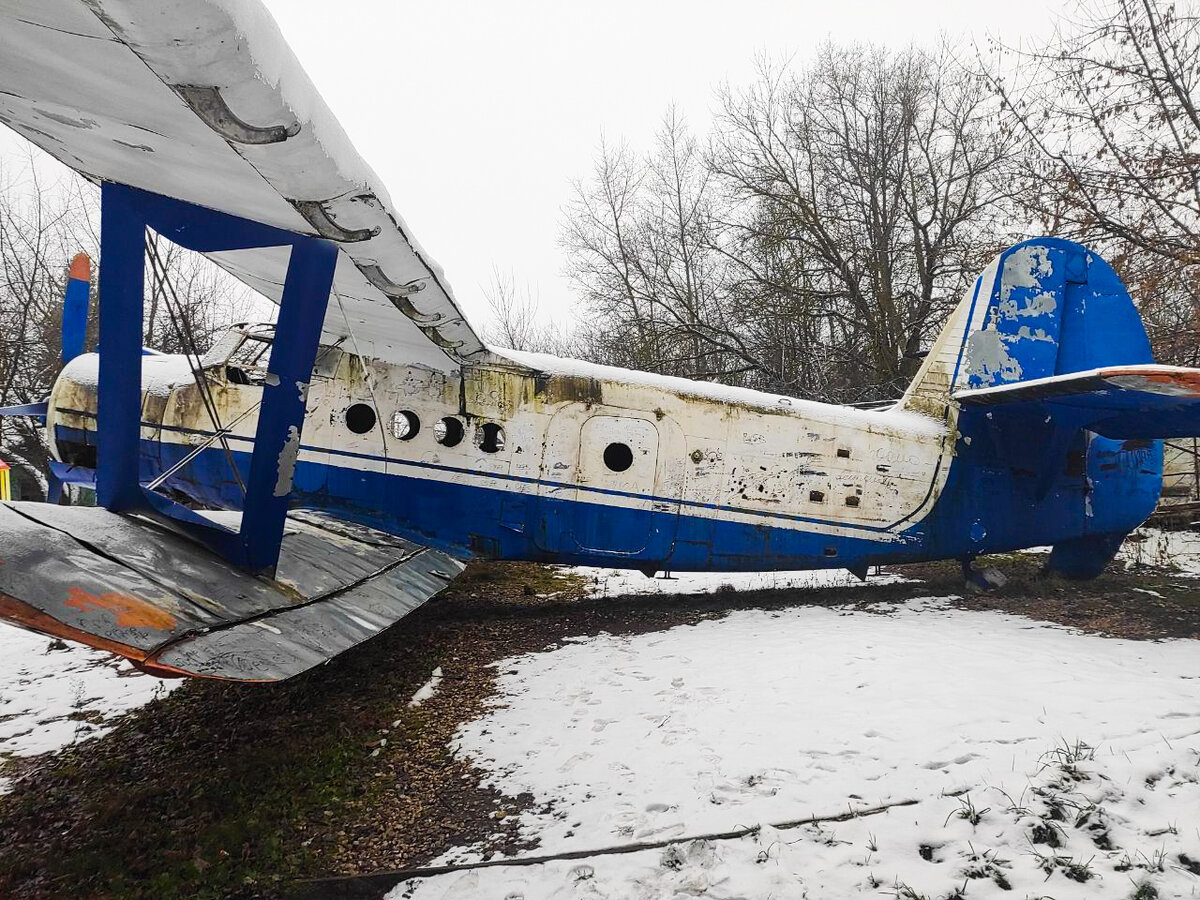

[333,289,390,459]
[144,232,246,497]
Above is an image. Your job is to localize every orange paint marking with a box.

[64,587,177,631]
[0,592,148,661]
[68,252,91,282]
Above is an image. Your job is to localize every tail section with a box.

[902,238,1154,419]
[906,238,1189,578]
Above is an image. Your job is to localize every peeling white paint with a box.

[964,327,1023,384]
[1014,325,1055,343]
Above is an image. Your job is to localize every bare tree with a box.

[480,266,574,355]
[562,43,1019,402]
[563,110,768,383]
[0,154,96,496]
[990,0,1200,363]
[711,42,1019,399]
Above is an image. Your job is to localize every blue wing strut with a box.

[95,182,337,575]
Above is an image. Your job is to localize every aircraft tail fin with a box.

[901,238,1155,421]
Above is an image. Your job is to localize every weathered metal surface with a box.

[0,0,491,369]
[0,503,463,681]
[155,546,458,681]
[0,504,220,654]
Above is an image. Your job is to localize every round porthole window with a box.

[476,422,505,454]
[603,442,634,472]
[392,410,420,441]
[434,416,465,447]
[345,403,376,435]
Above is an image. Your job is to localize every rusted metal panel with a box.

[12,502,301,619]
[0,504,219,653]
[0,503,463,682]
[155,548,459,681]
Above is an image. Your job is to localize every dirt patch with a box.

[896,554,1200,639]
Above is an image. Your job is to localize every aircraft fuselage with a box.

[44,324,1162,576]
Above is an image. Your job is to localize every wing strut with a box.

[96,182,337,574]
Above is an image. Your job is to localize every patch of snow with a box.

[0,623,176,766]
[59,353,196,399]
[395,599,1200,898]
[408,667,444,708]
[1119,528,1200,575]
[566,566,912,598]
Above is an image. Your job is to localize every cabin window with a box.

[476,422,505,454]
[392,410,420,441]
[845,495,860,507]
[603,442,634,472]
[434,416,465,447]
[345,403,376,435]
[809,489,825,503]
[837,447,851,459]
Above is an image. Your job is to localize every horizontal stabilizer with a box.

[954,364,1200,439]
[0,402,48,418]
[0,503,464,681]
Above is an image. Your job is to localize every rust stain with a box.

[1106,368,1200,395]
[0,591,148,661]
[64,587,177,631]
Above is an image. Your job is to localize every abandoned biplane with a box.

[0,0,1196,682]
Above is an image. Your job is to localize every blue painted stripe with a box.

[55,414,942,537]
[949,274,986,392]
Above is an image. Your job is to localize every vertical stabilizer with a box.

[901,238,1153,419]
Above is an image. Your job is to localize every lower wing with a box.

[0,504,463,682]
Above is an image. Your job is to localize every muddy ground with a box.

[0,553,1198,900]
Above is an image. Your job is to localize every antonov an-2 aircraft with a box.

[0,0,1196,682]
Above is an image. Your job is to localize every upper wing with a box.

[0,0,489,372]
[954,364,1200,439]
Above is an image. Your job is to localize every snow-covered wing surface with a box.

[0,503,464,682]
[0,0,487,370]
[954,364,1200,439]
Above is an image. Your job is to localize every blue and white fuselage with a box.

[45,239,1167,581]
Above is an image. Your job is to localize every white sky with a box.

[262,0,1071,330]
[2,0,1074,331]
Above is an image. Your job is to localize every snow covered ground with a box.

[395,597,1200,899]
[0,624,175,772]
[1119,528,1200,576]
[567,565,910,598]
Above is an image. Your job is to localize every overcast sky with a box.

[259,0,1074,330]
[3,1,1074,331]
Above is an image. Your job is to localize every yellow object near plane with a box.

[0,459,10,502]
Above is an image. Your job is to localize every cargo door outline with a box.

[535,406,680,559]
